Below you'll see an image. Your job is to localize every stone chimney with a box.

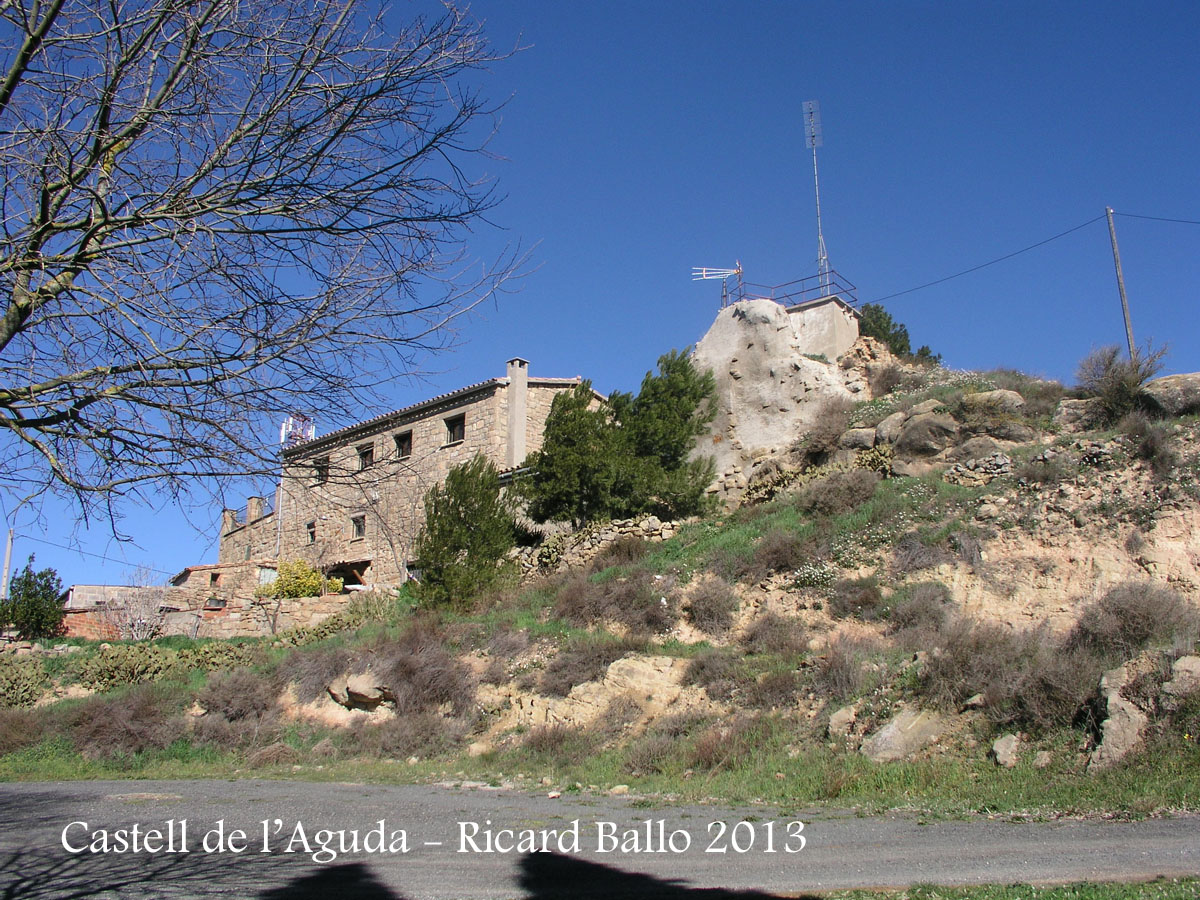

[221,508,238,534]
[506,357,529,468]
[246,496,265,521]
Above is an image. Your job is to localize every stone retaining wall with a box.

[515,516,684,578]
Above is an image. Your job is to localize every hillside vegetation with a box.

[2,358,1199,819]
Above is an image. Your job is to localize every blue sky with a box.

[7,0,1199,589]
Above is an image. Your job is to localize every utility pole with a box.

[0,528,13,601]
[1105,206,1137,360]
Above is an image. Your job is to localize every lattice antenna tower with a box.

[691,261,743,307]
[803,100,831,294]
[280,413,315,448]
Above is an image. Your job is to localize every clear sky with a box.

[7,0,1199,590]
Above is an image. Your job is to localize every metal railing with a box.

[735,269,859,308]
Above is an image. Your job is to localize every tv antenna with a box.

[691,262,743,307]
[803,100,831,295]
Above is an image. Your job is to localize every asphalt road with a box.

[1,780,1196,899]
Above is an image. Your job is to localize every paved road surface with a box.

[1,780,1196,898]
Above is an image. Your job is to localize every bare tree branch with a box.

[0,0,521,526]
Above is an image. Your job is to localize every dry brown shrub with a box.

[747,670,802,709]
[812,633,883,700]
[369,624,476,717]
[274,645,354,702]
[796,469,880,517]
[246,742,299,767]
[889,582,952,634]
[741,613,807,656]
[589,535,649,572]
[1068,582,1198,663]
[554,569,675,633]
[828,576,887,621]
[920,618,1103,732]
[891,532,953,576]
[688,714,769,771]
[684,650,742,701]
[795,397,855,466]
[684,576,738,633]
[625,733,675,774]
[194,668,282,750]
[752,529,805,576]
[0,707,44,755]
[353,711,466,759]
[69,684,186,760]
[539,638,642,698]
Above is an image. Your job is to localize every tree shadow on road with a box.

[518,852,820,900]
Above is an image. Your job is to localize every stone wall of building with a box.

[162,591,350,639]
[217,500,279,564]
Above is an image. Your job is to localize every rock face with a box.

[1142,373,1200,417]
[691,299,881,498]
[860,709,945,762]
[1163,656,1200,698]
[1089,662,1150,771]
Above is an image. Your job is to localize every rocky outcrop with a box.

[690,299,897,501]
[1089,660,1151,771]
[1163,656,1200,698]
[1142,373,1200,417]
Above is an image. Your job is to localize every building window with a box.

[306,521,317,544]
[444,414,465,445]
[351,515,366,539]
[257,567,277,586]
[203,596,227,610]
[357,443,375,470]
[313,457,330,484]
[209,572,221,587]
[395,430,413,459]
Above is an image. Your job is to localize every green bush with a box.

[520,349,716,526]
[258,559,342,600]
[413,454,517,608]
[1119,411,1176,478]
[1,555,64,639]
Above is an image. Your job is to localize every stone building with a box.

[215,358,594,588]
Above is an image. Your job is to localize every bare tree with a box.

[100,565,166,639]
[0,0,517,524]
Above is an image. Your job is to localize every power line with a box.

[12,534,177,578]
[1115,212,1200,226]
[867,214,1107,304]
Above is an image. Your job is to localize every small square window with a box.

[209,572,221,587]
[357,443,375,470]
[445,414,465,445]
[395,431,413,459]
[313,457,330,484]
[351,515,366,539]
[306,521,317,544]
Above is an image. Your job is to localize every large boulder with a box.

[961,389,1026,416]
[860,709,946,762]
[1142,373,1200,417]
[893,413,959,457]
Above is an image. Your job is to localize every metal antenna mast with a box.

[691,262,743,307]
[803,100,830,295]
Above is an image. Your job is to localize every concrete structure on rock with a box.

[216,358,593,589]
